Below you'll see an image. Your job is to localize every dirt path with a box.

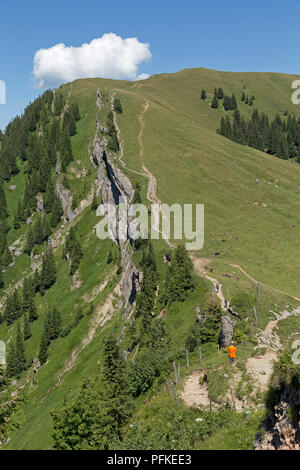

[191,254,228,311]
[110,96,174,248]
[231,264,300,303]
[180,370,210,408]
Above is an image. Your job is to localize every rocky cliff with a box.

[254,386,300,450]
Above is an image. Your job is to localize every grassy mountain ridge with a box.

[1,67,300,449]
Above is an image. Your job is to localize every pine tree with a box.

[102,335,132,435]
[211,92,219,109]
[2,244,12,266]
[241,91,246,102]
[23,314,31,340]
[70,100,80,121]
[217,87,224,99]
[38,332,49,365]
[6,344,17,378]
[40,247,56,294]
[15,324,26,374]
[0,183,8,220]
[25,225,34,255]
[114,98,123,114]
[200,89,206,100]
[70,239,83,275]
[48,308,62,340]
[50,196,63,228]
[44,180,55,213]
[28,297,38,322]
[33,216,43,245]
[223,95,231,111]
[42,216,51,241]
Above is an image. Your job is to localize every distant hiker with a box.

[228,342,237,365]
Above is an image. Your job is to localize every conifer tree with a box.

[44,180,55,213]
[6,344,17,378]
[33,216,43,245]
[223,95,231,111]
[42,216,51,241]
[200,89,206,100]
[2,244,12,266]
[217,87,224,99]
[23,314,31,340]
[102,335,132,434]
[38,332,49,365]
[40,247,56,294]
[28,297,38,322]
[211,92,218,109]
[15,324,26,373]
[114,98,123,114]
[50,196,63,228]
[25,225,34,255]
[0,183,8,221]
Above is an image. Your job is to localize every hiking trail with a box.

[111,95,174,248]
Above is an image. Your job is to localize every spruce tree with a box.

[15,324,26,374]
[102,335,132,435]
[23,314,32,340]
[0,183,8,220]
[25,225,34,255]
[40,247,56,294]
[211,92,219,109]
[28,297,38,322]
[50,196,63,228]
[2,244,12,266]
[6,344,17,378]
[200,89,206,100]
[217,87,224,99]
[38,332,49,365]
[114,98,123,114]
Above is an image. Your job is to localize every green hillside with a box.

[1,68,300,450]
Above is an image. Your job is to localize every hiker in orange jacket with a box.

[228,341,237,365]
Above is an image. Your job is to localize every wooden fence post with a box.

[199,347,202,367]
[177,362,180,380]
[173,361,178,385]
[165,378,170,396]
[186,349,189,368]
[229,385,236,411]
[171,381,178,404]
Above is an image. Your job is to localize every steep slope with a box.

[1,68,300,450]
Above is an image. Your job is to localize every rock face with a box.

[56,180,76,222]
[96,88,103,112]
[92,110,141,316]
[254,387,300,450]
[36,194,44,213]
[219,315,234,347]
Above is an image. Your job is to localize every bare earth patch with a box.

[246,351,277,391]
[180,370,210,408]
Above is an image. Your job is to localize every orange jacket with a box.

[228,345,237,358]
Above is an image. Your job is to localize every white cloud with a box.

[32,33,152,88]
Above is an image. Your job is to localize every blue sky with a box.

[0,0,300,129]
